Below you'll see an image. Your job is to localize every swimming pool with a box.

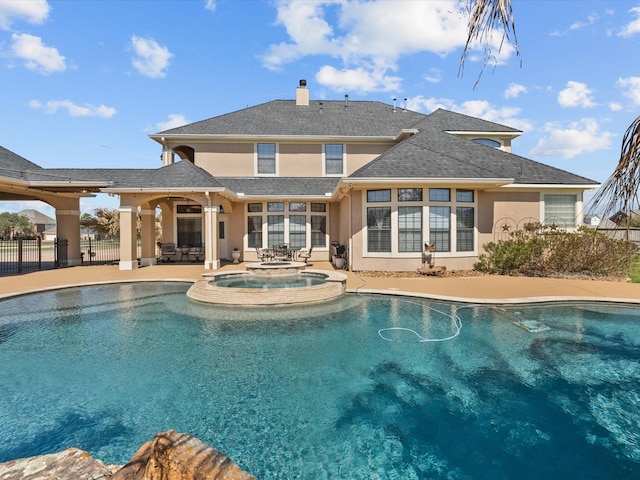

[0,283,638,479]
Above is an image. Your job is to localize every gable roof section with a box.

[42,160,226,192]
[426,108,521,134]
[0,145,42,181]
[19,209,55,224]
[216,177,340,198]
[154,100,427,138]
[351,110,598,186]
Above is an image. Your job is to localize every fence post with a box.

[37,236,42,269]
[17,238,23,273]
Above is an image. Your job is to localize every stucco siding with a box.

[195,143,254,176]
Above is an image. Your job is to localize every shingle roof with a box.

[350,109,598,185]
[424,108,521,133]
[0,145,42,180]
[216,177,340,197]
[157,100,427,138]
[28,161,224,190]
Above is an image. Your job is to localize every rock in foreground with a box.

[0,430,256,480]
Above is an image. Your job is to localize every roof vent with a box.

[344,94,349,109]
[393,97,397,113]
[319,102,323,113]
[296,80,309,106]
[403,98,407,112]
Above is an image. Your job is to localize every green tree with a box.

[80,208,120,239]
[0,212,33,239]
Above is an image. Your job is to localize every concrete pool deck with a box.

[0,261,639,304]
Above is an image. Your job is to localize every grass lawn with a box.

[630,259,640,283]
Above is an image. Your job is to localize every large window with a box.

[176,204,202,247]
[367,207,391,252]
[247,202,327,249]
[177,218,201,247]
[544,194,577,228]
[257,143,276,175]
[289,215,306,249]
[429,206,450,252]
[456,207,474,252]
[311,215,326,247]
[267,215,285,247]
[325,144,344,175]
[398,207,422,252]
[365,188,476,256]
[247,216,262,248]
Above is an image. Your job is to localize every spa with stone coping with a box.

[186,267,347,306]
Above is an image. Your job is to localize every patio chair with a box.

[297,246,313,264]
[256,247,273,263]
[190,243,204,261]
[160,242,177,262]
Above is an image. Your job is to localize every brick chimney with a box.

[296,79,309,106]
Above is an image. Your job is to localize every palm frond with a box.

[588,115,640,220]
[460,0,520,87]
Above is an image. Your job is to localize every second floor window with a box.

[325,144,344,175]
[257,143,276,174]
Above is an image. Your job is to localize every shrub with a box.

[475,226,639,278]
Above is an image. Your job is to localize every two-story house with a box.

[0,80,599,271]
[135,80,597,271]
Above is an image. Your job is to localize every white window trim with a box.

[540,191,582,231]
[361,188,478,258]
[322,143,346,177]
[255,143,279,176]
[243,201,329,251]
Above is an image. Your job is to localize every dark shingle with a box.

[351,110,598,185]
[216,177,340,197]
[157,100,428,138]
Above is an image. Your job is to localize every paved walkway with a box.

[1,262,639,304]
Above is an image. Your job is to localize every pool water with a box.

[211,272,326,289]
[0,283,638,479]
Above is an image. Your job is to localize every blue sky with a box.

[1,0,640,217]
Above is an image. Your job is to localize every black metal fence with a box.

[80,238,121,265]
[0,238,50,274]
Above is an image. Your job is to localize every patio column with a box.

[119,206,138,270]
[203,201,219,270]
[139,207,156,266]
[56,208,82,266]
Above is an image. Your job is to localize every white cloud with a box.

[204,0,216,12]
[609,102,623,112]
[315,65,401,93]
[406,96,533,132]
[569,13,598,31]
[618,6,640,37]
[10,33,65,74]
[557,81,597,108]
[30,99,116,118]
[0,0,50,30]
[262,0,513,94]
[504,83,527,99]
[530,118,613,158]
[618,76,640,105]
[130,36,173,78]
[157,114,189,131]
[424,68,441,84]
